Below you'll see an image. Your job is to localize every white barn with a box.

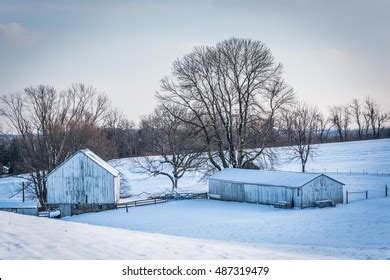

[47,149,120,209]
[209,168,344,208]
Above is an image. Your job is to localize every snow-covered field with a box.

[65,198,390,259]
[111,139,390,201]
[0,138,389,259]
[0,210,332,260]
[1,197,389,259]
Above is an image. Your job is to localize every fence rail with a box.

[346,190,368,204]
[116,192,209,212]
[345,184,388,204]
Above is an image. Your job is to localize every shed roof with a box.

[47,149,120,177]
[0,200,38,208]
[209,168,344,188]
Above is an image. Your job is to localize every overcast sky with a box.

[0,0,389,123]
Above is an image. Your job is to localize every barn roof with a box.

[80,149,120,177]
[47,149,120,177]
[209,168,344,188]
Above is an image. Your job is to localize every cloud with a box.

[0,22,38,46]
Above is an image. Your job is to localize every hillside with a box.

[109,139,390,200]
[0,210,328,260]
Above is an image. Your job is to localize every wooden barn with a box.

[209,168,344,208]
[46,149,120,216]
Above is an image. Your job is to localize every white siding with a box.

[47,152,119,204]
[301,176,343,207]
[209,174,343,208]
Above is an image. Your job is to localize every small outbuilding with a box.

[0,200,38,216]
[209,168,344,208]
[46,149,120,216]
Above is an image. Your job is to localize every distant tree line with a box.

[1,38,389,200]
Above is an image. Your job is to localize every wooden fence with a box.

[346,184,388,204]
[116,192,209,212]
[346,190,368,204]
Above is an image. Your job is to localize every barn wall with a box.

[244,184,296,205]
[47,152,118,204]
[209,179,300,205]
[114,176,121,202]
[301,175,343,207]
[209,179,245,202]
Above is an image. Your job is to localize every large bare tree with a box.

[135,105,204,190]
[157,38,295,171]
[0,83,113,205]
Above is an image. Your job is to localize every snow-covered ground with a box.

[1,139,389,201]
[110,139,390,201]
[64,197,390,259]
[0,210,336,260]
[276,138,390,174]
[2,197,389,259]
[0,138,389,259]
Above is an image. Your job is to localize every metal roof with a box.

[209,168,344,188]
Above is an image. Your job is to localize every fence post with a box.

[154,198,156,204]
[386,184,388,197]
[346,191,349,204]
[126,203,128,213]
[366,190,368,199]
[22,182,25,202]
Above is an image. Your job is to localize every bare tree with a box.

[283,103,318,172]
[314,112,328,143]
[0,83,113,205]
[157,38,295,171]
[328,105,350,141]
[350,98,364,140]
[135,106,204,190]
[364,97,390,139]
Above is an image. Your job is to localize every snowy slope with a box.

[0,210,337,260]
[65,198,390,259]
[109,139,390,200]
[276,138,390,174]
[1,139,389,201]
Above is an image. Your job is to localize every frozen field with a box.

[65,197,390,259]
[0,210,334,260]
[1,139,389,201]
[110,139,390,200]
[0,138,389,259]
[1,197,389,259]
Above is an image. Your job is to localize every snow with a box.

[209,168,339,188]
[0,138,389,259]
[276,138,390,174]
[0,210,331,260]
[109,139,390,200]
[0,175,33,201]
[64,198,390,259]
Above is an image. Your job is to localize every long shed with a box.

[46,149,120,215]
[209,168,344,208]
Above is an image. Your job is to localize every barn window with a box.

[297,189,300,196]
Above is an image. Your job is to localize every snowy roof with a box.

[209,168,344,188]
[0,200,38,208]
[80,149,120,177]
[47,149,120,177]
